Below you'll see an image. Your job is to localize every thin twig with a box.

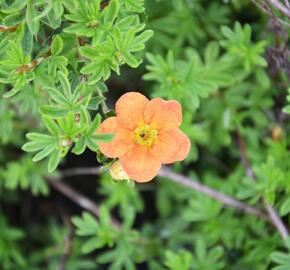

[158,167,269,221]
[0,24,18,32]
[60,165,288,236]
[61,166,103,177]
[251,0,290,27]
[16,51,51,74]
[267,0,290,19]
[46,177,121,228]
[60,166,269,221]
[237,134,289,240]
[58,207,73,270]
[97,88,109,114]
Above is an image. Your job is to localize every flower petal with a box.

[152,128,191,164]
[116,92,149,130]
[119,145,161,183]
[144,98,182,129]
[97,117,134,158]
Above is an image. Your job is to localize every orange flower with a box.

[97,92,191,182]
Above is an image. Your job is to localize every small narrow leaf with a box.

[39,105,68,117]
[42,116,61,136]
[48,150,62,172]
[32,143,56,162]
[51,35,63,55]
[58,71,71,98]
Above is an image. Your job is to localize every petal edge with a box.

[97,117,133,158]
[152,128,191,164]
[144,98,182,129]
[116,92,149,130]
[119,145,161,182]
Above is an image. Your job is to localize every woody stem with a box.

[60,166,270,222]
[158,167,269,221]
[97,88,109,114]
[45,176,121,228]
[237,134,289,240]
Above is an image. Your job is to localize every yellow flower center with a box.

[134,125,158,147]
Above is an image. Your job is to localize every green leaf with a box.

[81,237,102,254]
[72,136,86,155]
[48,150,62,172]
[22,141,47,152]
[88,96,105,110]
[32,143,56,162]
[58,71,71,98]
[51,35,64,55]
[104,0,119,23]
[22,25,33,55]
[93,133,114,142]
[26,133,54,142]
[123,0,144,13]
[88,114,101,134]
[26,0,40,35]
[3,87,21,98]
[1,0,26,13]
[123,52,141,67]
[86,137,99,152]
[164,250,192,270]
[72,212,99,236]
[271,252,290,264]
[39,105,68,117]
[42,116,61,135]
[79,46,98,60]
[131,30,153,51]
[280,197,290,216]
[45,87,67,105]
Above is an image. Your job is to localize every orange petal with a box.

[116,92,149,130]
[119,145,161,183]
[152,128,191,164]
[97,117,134,158]
[144,98,182,129]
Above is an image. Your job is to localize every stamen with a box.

[134,125,158,147]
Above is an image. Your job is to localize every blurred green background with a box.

[1,0,290,269]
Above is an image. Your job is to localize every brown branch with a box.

[237,134,289,240]
[45,177,121,228]
[57,207,73,270]
[0,24,18,33]
[61,166,269,222]
[60,165,290,238]
[251,0,290,27]
[158,167,270,221]
[61,166,103,177]
[267,0,290,19]
[16,51,51,74]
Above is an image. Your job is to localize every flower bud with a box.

[271,125,283,141]
[109,160,130,181]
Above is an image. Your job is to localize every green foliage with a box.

[220,22,267,71]
[0,0,290,269]
[79,20,153,83]
[0,40,34,98]
[72,210,117,253]
[163,240,224,270]
[0,156,48,195]
[282,88,290,114]
[164,250,192,270]
[0,215,25,269]
[99,173,144,216]
[271,238,290,270]
[144,45,233,110]
[72,208,146,270]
